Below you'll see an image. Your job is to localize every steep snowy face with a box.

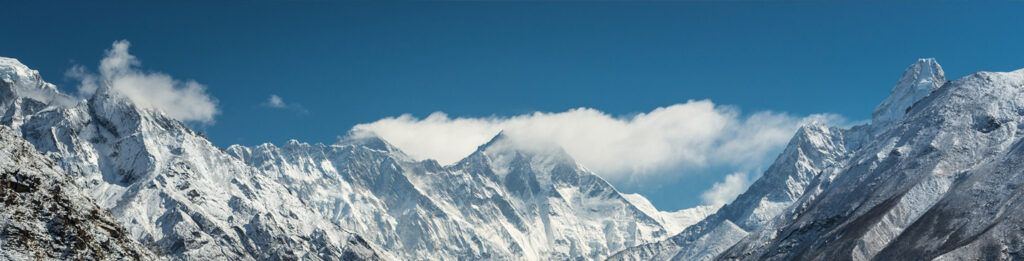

[0,58,387,260]
[0,125,156,260]
[447,134,676,260]
[230,132,710,260]
[229,137,458,259]
[872,58,945,124]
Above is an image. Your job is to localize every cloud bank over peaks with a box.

[352,100,844,183]
[68,40,219,124]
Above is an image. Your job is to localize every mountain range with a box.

[3,55,1023,260]
[0,56,709,260]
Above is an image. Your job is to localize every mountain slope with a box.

[609,58,950,261]
[228,131,712,260]
[0,57,387,260]
[609,123,857,261]
[719,61,1024,260]
[0,125,156,260]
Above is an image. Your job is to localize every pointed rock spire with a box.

[872,58,946,123]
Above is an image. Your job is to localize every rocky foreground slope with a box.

[0,125,156,260]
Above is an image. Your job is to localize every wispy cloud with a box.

[261,94,307,114]
[67,40,219,124]
[352,100,843,184]
[701,172,750,207]
[264,94,286,108]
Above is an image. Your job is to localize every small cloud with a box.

[65,64,98,95]
[264,94,286,108]
[261,94,308,114]
[68,40,219,124]
[700,172,750,207]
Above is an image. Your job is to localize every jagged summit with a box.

[872,58,946,124]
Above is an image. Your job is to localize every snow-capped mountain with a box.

[609,116,858,261]
[10,49,1014,261]
[719,59,1023,260]
[612,58,1024,260]
[0,125,156,260]
[227,130,713,260]
[0,57,386,260]
[1,55,708,260]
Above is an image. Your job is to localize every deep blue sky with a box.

[3,1,1023,210]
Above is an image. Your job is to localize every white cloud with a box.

[264,94,286,108]
[700,172,750,207]
[352,100,843,183]
[65,64,98,96]
[260,93,307,114]
[69,40,219,124]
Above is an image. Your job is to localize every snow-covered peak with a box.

[0,57,76,108]
[872,58,945,123]
[1,58,390,260]
[475,131,574,163]
[86,83,145,135]
[609,115,856,261]
[457,131,585,185]
[336,132,409,156]
[0,57,42,86]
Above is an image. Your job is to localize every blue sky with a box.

[3,1,1024,210]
